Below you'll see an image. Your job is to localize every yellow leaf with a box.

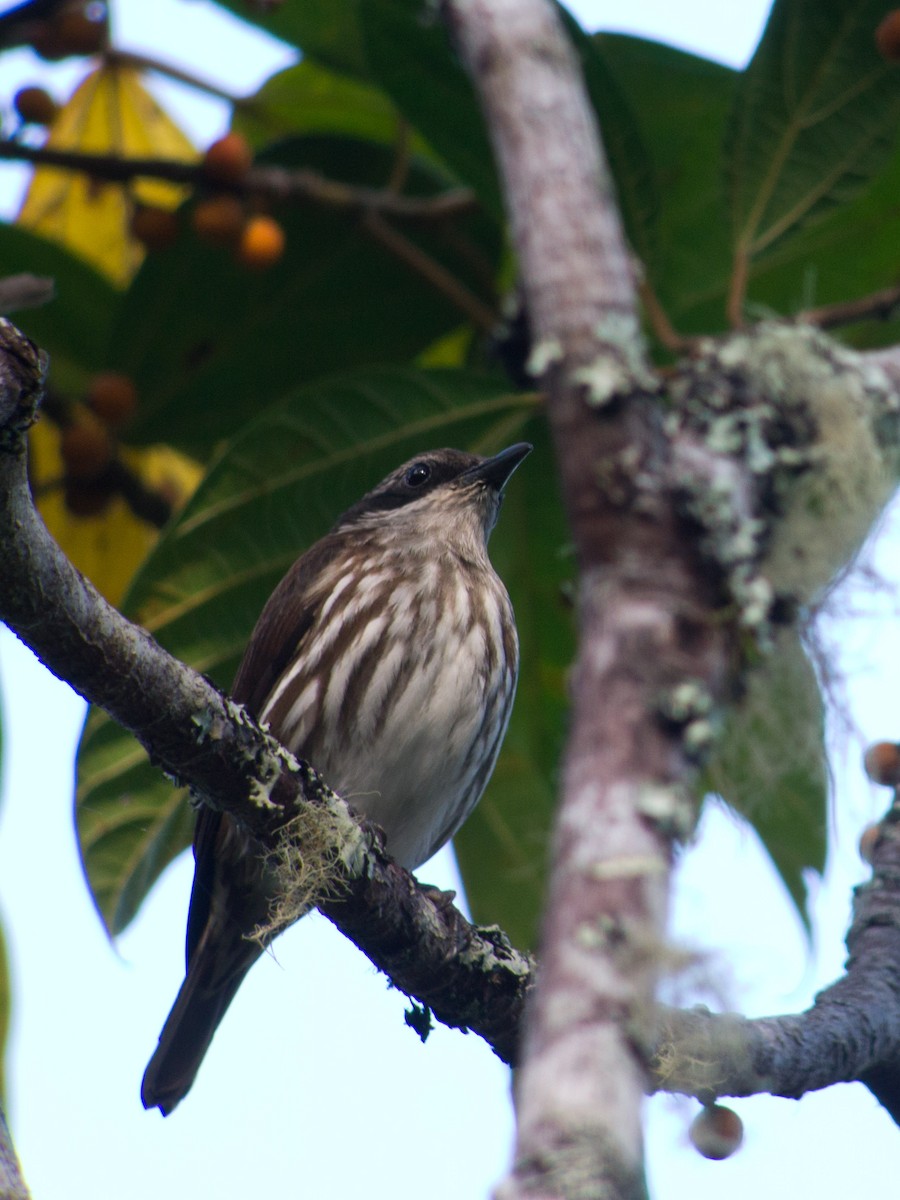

[18,64,196,285]
[30,421,201,607]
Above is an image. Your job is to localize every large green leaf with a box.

[233,60,410,150]
[595,30,900,347]
[592,34,735,334]
[727,0,900,261]
[702,634,828,932]
[455,419,574,950]
[77,366,541,935]
[0,222,119,393]
[109,136,502,458]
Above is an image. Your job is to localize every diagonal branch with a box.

[0,139,477,222]
[0,317,532,1068]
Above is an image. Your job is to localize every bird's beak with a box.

[463,442,532,492]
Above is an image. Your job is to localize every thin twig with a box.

[797,283,900,330]
[0,140,478,221]
[361,211,497,331]
[727,245,750,328]
[104,47,249,108]
[637,273,691,354]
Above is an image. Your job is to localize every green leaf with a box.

[233,60,408,149]
[361,0,503,221]
[562,16,660,268]
[77,366,539,935]
[454,419,574,950]
[727,0,900,260]
[702,634,827,933]
[0,221,119,392]
[592,34,736,335]
[592,30,900,346]
[211,0,367,78]
[110,136,502,458]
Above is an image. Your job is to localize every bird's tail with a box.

[141,944,260,1115]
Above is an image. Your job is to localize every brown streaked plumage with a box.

[141,443,531,1115]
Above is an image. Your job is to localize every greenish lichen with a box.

[669,322,899,639]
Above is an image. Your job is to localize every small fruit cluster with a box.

[59,372,137,516]
[131,132,286,271]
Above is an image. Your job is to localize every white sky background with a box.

[1,1,898,1197]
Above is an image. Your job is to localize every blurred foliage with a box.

[4,0,900,963]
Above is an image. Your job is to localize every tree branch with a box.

[0,139,477,222]
[0,1107,30,1200]
[653,793,900,1122]
[0,318,532,1068]
[443,2,733,1196]
[442,0,900,1192]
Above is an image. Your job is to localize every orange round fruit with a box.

[236,215,286,271]
[86,372,138,428]
[864,741,900,786]
[60,421,113,482]
[689,1104,744,1161]
[876,10,900,61]
[131,205,180,251]
[14,86,58,126]
[202,132,253,185]
[192,195,246,247]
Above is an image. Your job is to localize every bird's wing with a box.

[185,535,344,966]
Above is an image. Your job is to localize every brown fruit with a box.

[689,1104,744,1161]
[131,205,180,251]
[34,9,106,58]
[864,741,900,786]
[86,372,138,428]
[202,132,253,185]
[858,823,881,866]
[876,10,900,61]
[64,478,114,518]
[14,86,58,126]
[60,421,113,481]
[192,195,246,247]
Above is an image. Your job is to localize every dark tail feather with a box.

[141,951,259,1115]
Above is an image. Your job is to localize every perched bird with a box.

[141,442,531,1114]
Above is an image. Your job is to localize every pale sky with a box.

[2,3,898,1198]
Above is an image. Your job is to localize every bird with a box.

[141,441,532,1114]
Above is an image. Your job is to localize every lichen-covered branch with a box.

[654,792,900,1123]
[442,2,728,1197]
[442,0,900,1195]
[0,318,532,1067]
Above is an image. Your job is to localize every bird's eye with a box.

[405,462,431,487]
